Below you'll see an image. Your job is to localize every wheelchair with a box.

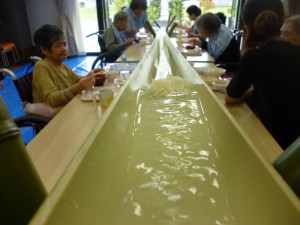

[0,57,50,143]
[86,31,119,70]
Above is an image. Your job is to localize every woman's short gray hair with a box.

[114,11,129,23]
[195,13,221,35]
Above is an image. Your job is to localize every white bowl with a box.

[212,79,229,91]
[200,76,217,86]
[195,67,226,77]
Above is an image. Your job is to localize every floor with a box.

[0,56,96,144]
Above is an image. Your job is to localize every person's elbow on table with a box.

[224,86,253,105]
[224,92,244,104]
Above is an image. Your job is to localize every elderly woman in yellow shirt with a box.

[30,24,101,118]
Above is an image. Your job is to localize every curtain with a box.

[56,0,85,56]
[288,0,300,15]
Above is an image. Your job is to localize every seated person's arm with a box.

[175,23,193,34]
[104,28,134,54]
[185,27,192,34]
[69,68,103,96]
[224,52,255,105]
[106,37,134,54]
[176,23,189,30]
[70,69,101,95]
[225,86,253,104]
[188,38,202,47]
[123,38,135,46]
[188,35,208,50]
[189,33,202,37]
[33,64,98,107]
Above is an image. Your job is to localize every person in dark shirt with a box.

[225,0,300,149]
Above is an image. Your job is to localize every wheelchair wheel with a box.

[14,115,50,134]
[91,52,119,70]
[91,53,109,69]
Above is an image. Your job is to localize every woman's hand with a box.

[81,68,104,89]
[124,38,135,46]
[78,74,95,91]
[189,38,202,47]
[185,27,192,33]
[71,70,99,95]
[78,68,104,90]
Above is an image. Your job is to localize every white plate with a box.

[185,48,202,56]
[81,84,116,102]
[210,85,226,92]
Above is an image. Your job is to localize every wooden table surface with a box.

[116,44,149,62]
[26,95,100,192]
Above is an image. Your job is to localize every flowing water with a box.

[118,90,236,225]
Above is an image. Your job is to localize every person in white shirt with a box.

[121,0,149,39]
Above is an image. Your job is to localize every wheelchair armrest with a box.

[14,114,51,134]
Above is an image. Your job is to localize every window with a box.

[78,0,100,53]
[80,0,243,53]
